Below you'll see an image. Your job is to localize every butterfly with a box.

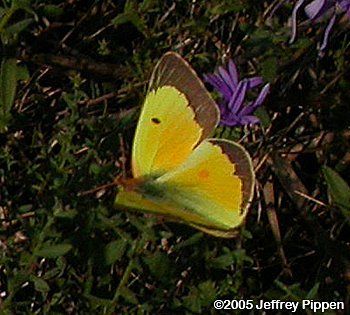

[115,52,255,237]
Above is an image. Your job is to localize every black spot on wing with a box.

[151,117,161,124]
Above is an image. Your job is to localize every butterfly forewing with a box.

[149,52,220,141]
[132,52,219,178]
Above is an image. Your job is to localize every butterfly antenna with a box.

[78,174,123,196]
[79,132,130,197]
[118,133,128,179]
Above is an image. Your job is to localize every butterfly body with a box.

[115,52,255,237]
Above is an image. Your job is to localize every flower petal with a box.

[240,83,270,116]
[220,114,241,127]
[205,58,269,127]
[239,115,260,125]
[268,0,290,19]
[305,0,331,20]
[218,65,236,92]
[203,73,222,90]
[320,13,337,51]
[338,0,350,17]
[228,60,239,87]
[290,0,307,43]
[204,73,232,101]
[251,83,270,110]
[247,77,263,90]
[227,80,248,115]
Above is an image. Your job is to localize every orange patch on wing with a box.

[198,169,210,179]
[157,140,244,229]
[132,86,203,177]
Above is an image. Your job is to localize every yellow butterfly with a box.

[115,52,255,237]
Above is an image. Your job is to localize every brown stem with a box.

[22,54,130,79]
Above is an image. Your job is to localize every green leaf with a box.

[143,252,174,282]
[306,282,319,299]
[207,252,236,269]
[42,5,64,17]
[35,243,73,258]
[84,293,113,307]
[31,275,50,293]
[0,59,28,131]
[4,18,33,37]
[323,166,350,217]
[197,280,217,305]
[0,111,12,132]
[124,0,137,13]
[254,106,271,128]
[208,1,244,15]
[172,232,203,251]
[182,281,216,313]
[112,12,147,36]
[53,207,77,219]
[207,248,253,269]
[261,56,278,82]
[15,64,29,81]
[119,286,139,304]
[0,8,6,19]
[140,0,158,12]
[12,0,31,10]
[89,163,102,175]
[112,1,147,36]
[0,59,18,112]
[183,286,202,313]
[18,204,33,213]
[104,239,127,265]
[7,271,29,293]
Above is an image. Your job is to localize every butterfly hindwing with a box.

[155,139,255,233]
[116,139,254,237]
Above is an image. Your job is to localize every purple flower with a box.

[290,0,350,51]
[338,0,350,17]
[204,60,270,127]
